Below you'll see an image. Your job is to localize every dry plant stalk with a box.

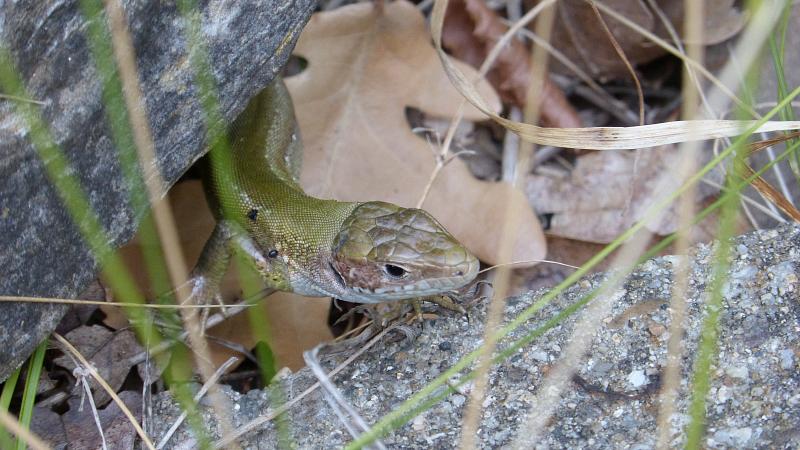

[457,1,557,448]
[0,295,239,309]
[656,1,705,447]
[103,0,240,445]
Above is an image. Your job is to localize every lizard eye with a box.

[383,264,408,279]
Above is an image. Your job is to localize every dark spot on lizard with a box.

[247,209,258,221]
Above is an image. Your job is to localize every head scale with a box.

[329,202,478,302]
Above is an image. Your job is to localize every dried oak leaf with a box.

[53,325,142,407]
[288,0,546,265]
[545,0,745,80]
[31,391,142,450]
[526,146,721,243]
[442,0,582,128]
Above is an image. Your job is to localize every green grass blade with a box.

[684,140,746,449]
[767,1,799,177]
[0,367,22,448]
[14,341,46,450]
[77,0,177,309]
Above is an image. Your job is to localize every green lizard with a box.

[190,77,479,309]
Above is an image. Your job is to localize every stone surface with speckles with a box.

[148,225,800,448]
[0,0,315,382]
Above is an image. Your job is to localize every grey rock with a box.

[148,225,800,449]
[0,0,316,381]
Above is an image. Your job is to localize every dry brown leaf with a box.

[545,0,746,80]
[442,0,582,128]
[31,391,141,450]
[53,326,142,407]
[287,0,546,266]
[526,146,721,243]
[651,0,747,46]
[56,279,104,335]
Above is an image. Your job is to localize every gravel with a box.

[149,225,800,449]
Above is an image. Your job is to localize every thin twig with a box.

[74,366,108,450]
[304,346,387,449]
[588,1,644,125]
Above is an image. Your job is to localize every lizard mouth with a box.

[328,262,347,289]
[342,256,480,301]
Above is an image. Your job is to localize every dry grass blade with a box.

[459,1,556,447]
[0,93,46,105]
[429,0,800,149]
[746,131,800,157]
[739,132,800,222]
[742,165,800,222]
[655,2,704,447]
[103,0,240,444]
[587,0,644,125]
[0,295,243,309]
[54,333,156,450]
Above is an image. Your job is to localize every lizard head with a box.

[329,201,479,303]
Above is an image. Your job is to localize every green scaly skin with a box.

[191,78,479,307]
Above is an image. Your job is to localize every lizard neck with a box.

[205,78,361,294]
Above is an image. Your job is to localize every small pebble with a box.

[627,369,647,388]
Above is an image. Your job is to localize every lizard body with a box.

[191,78,478,305]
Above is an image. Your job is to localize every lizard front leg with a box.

[189,221,289,311]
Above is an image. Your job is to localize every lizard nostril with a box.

[455,270,464,276]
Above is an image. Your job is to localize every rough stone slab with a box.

[0,0,316,381]
[149,225,800,449]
